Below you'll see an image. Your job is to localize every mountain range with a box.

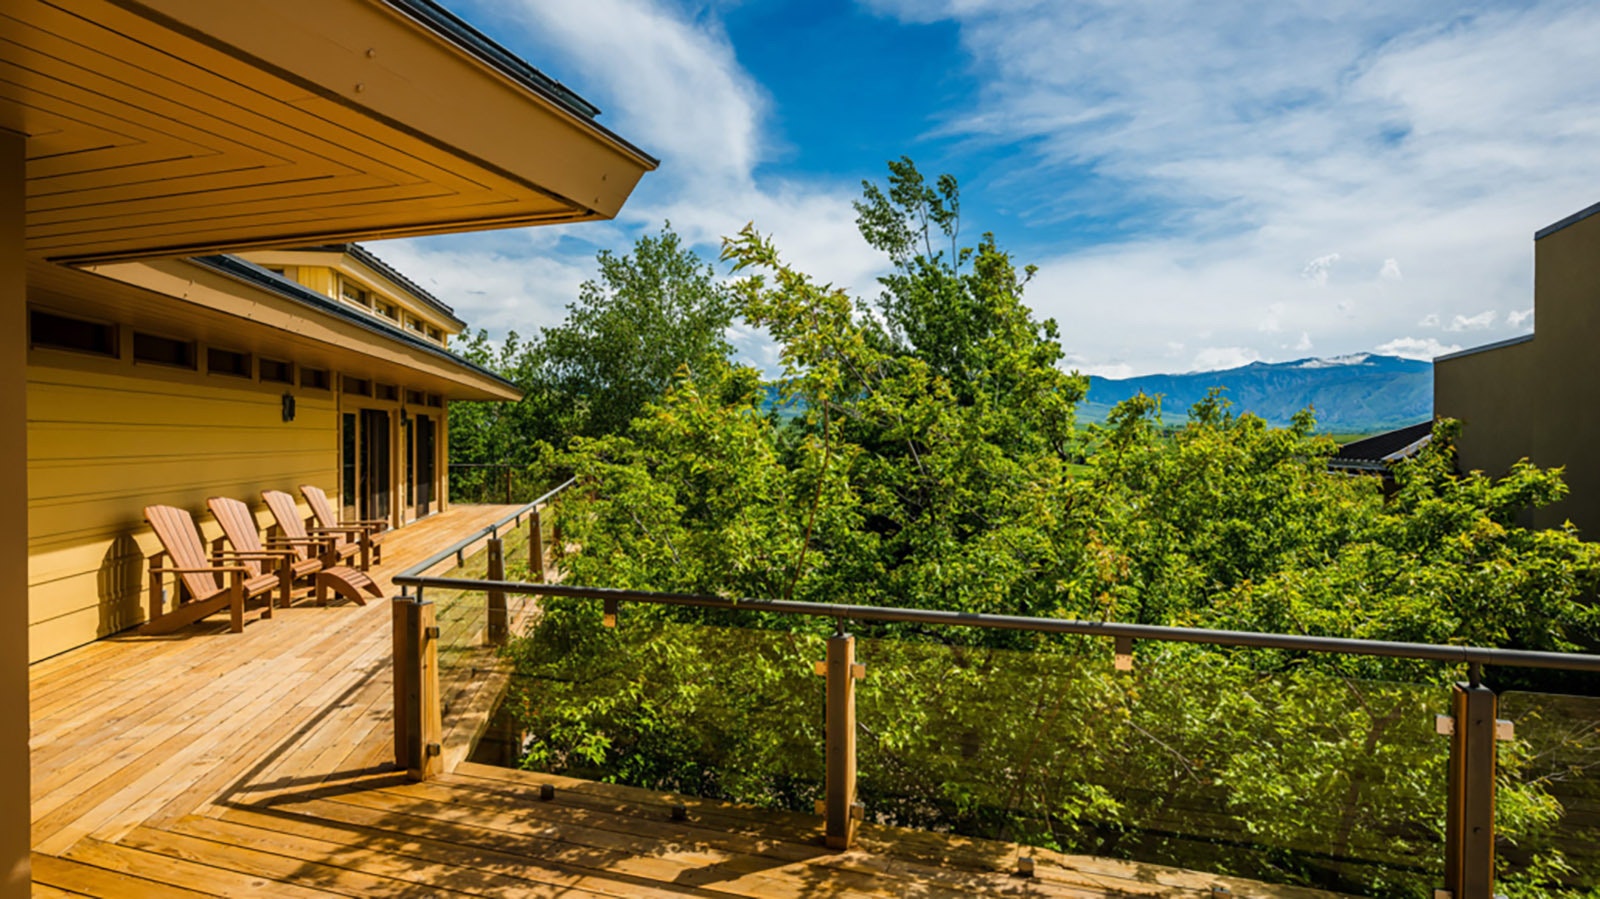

[1079,354,1432,435]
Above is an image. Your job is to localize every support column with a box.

[529,509,546,584]
[392,596,442,781]
[486,537,506,645]
[0,128,30,898]
[1443,680,1498,899]
[816,632,864,850]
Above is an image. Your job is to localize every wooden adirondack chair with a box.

[260,490,382,604]
[143,505,282,634]
[300,484,386,569]
[209,496,327,608]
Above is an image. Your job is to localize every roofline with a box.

[189,255,520,396]
[1535,199,1600,241]
[382,0,659,169]
[1433,333,1534,363]
[301,243,467,329]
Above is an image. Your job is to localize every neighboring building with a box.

[1327,420,1433,482]
[1,0,657,891]
[1435,201,1600,534]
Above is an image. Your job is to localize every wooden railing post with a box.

[529,508,546,584]
[814,630,864,849]
[392,595,442,781]
[1441,677,1501,899]
[486,536,507,645]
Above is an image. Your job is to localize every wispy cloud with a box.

[867,0,1600,373]
[1377,336,1463,360]
[1445,310,1497,331]
[375,0,884,359]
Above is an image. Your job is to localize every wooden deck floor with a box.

[29,504,1343,898]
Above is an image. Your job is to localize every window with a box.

[376,383,398,401]
[377,301,399,321]
[301,368,330,390]
[206,347,251,378]
[260,358,294,384]
[426,394,442,408]
[340,279,372,308]
[341,376,371,397]
[30,310,117,357]
[426,326,443,342]
[405,390,424,406]
[133,332,195,369]
[407,315,425,334]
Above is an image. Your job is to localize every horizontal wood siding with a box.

[27,360,338,661]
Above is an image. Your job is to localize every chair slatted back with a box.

[261,490,311,562]
[144,505,221,601]
[206,496,264,578]
[300,484,338,529]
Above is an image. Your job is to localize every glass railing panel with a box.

[428,523,532,719]
[464,610,1469,894]
[852,636,1451,894]
[1498,689,1600,894]
[479,614,827,812]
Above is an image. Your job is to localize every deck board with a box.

[30,503,1343,898]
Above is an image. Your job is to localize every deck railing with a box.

[389,514,1600,898]
[446,463,554,505]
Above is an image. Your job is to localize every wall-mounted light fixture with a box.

[281,392,296,422]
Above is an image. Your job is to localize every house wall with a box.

[1435,208,1600,536]
[26,349,339,662]
[1435,338,1536,478]
[1527,215,1600,532]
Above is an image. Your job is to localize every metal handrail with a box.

[399,478,574,581]
[387,575,1600,673]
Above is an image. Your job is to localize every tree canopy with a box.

[453,160,1600,895]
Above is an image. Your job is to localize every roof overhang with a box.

[35,256,521,401]
[3,0,657,263]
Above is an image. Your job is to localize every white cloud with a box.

[868,0,1600,374]
[1191,346,1261,372]
[1507,307,1534,329]
[1445,310,1496,331]
[1301,253,1341,288]
[1418,313,1440,327]
[1294,331,1314,352]
[374,0,886,367]
[1376,336,1463,360]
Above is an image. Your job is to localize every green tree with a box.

[505,159,1600,895]
[539,222,734,441]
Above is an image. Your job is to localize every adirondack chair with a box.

[143,505,282,634]
[300,484,386,568]
[259,490,381,604]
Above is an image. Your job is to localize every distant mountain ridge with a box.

[1080,353,1431,435]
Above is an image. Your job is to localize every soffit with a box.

[28,258,519,401]
[2,0,656,263]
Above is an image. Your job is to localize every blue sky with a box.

[374,0,1600,377]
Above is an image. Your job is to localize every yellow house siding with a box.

[27,356,338,662]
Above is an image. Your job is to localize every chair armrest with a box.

[266,536,329,546]
[151,565,251,575]
[307,526,368,535]
[213,550,295,560]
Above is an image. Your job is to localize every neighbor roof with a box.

[1329,421,1434,473]
[191,255,516,393]
[1535,199,1600,241]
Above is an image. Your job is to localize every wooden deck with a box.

[29,504,1342,898]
